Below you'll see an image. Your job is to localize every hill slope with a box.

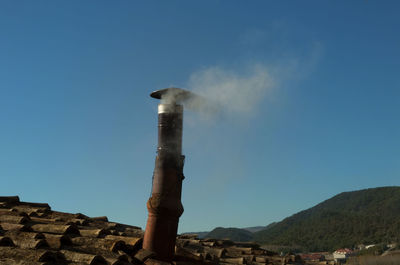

[206,227,254,242]
[243,226,269,233]
[254,186,400,252]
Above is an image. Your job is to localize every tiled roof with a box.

[0,196,301,265]
[333,248,353,254]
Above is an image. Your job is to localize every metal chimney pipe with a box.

[143,88,193,261]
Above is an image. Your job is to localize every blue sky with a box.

[0,1,399,233]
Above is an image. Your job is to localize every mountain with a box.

[253,186,400,252]
[243,226,270,233]
[182,231,210,239]
[184,222,276,238]
[206,227,254,242]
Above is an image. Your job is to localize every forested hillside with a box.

[205,227,254,242]
[253,186,400,251]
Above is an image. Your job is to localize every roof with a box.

[334,248,353,255]
[0,196,299,265]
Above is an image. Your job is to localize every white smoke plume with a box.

[157,63,277,122]
[185,64,276,119]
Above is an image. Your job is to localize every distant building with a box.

[387,243,397,248]
[333,248,354,262]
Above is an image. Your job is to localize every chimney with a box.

[143,88,194,261]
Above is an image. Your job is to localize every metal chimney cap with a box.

[150,87,194,103]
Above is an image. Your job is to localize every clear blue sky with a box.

[1,1,399,233]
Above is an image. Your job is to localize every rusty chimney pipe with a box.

[143,88,194,261]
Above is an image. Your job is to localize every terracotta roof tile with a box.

[202,247,226,258]
[104,235,142,248]
[89,216,109,222]
[16,238,49,249]
[31,224,81,236]
[1,222,32,232]
[61,250,108,265]
[80,228,111,238]
[71,237,126,252]
[43,233,73,249]
[133,248,157,262]
[0,236,14,247]
[219,257,245,264]
[0,196,20,203]
[0,247,66,264]
[0,214,30,224]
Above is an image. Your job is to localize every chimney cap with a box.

[150,87,194,103]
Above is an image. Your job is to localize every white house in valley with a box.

[333,248,354,262]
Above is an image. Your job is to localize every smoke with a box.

[180,63,278,192]
[157,63,276,122]
[159,87,188,105]
[177,41,323,121]
[186,64,276,119]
